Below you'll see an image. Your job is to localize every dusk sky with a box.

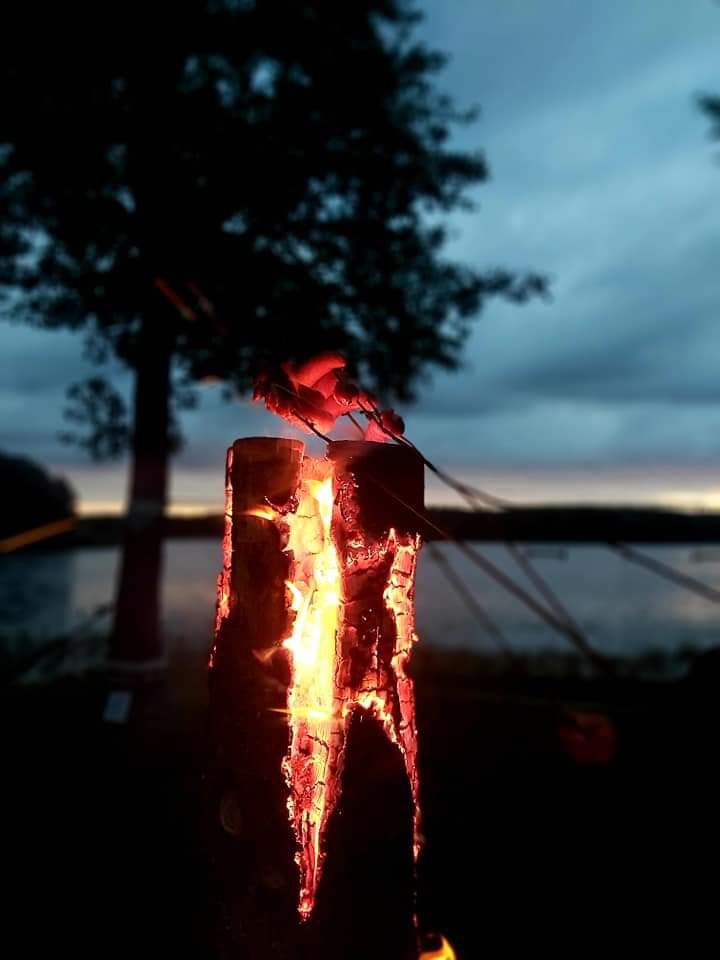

[2,0,719,513]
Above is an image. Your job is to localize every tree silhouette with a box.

[1,0,545,662]
[0,451,75,540]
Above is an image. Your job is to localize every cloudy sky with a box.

[2,0,719,512]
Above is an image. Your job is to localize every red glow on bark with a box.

[558,711,616,765]
[210,446,234,668]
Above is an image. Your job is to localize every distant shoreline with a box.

[41,506,720,548]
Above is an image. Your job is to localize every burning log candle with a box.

[208,434,424,959]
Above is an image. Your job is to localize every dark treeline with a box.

[431,506,720,544]
[40,506,720,548]
[0,451,75,539]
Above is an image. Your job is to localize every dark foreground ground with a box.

[4,644,720,958]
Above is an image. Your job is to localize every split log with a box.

[207,437,424,960]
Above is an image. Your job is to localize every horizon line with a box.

[75,497,720,518]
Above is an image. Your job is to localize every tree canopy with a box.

[0,451,75,539]
[1,0,544,442]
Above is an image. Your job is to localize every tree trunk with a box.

[109,314,172,665]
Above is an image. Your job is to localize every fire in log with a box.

[208,436,424,959]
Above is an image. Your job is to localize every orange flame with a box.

[210,446,234,668]
[283,467,341,917]
[420,936,457,960]
[243,505,278,521]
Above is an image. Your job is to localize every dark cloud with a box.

[409,0,720,447]
[2,0,720,506]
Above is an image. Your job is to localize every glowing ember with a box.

[253,351,405,441]
[265,452,423,919]
[209,446,234,669]
[384,534,422,858]
[419,935,457,960]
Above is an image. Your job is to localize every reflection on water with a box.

[2,540,720,658]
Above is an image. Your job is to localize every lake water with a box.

[3,540,720,662]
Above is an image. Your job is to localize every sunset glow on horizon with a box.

[73,469,720,517]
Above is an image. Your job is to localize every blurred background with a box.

[2,1,720,957]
